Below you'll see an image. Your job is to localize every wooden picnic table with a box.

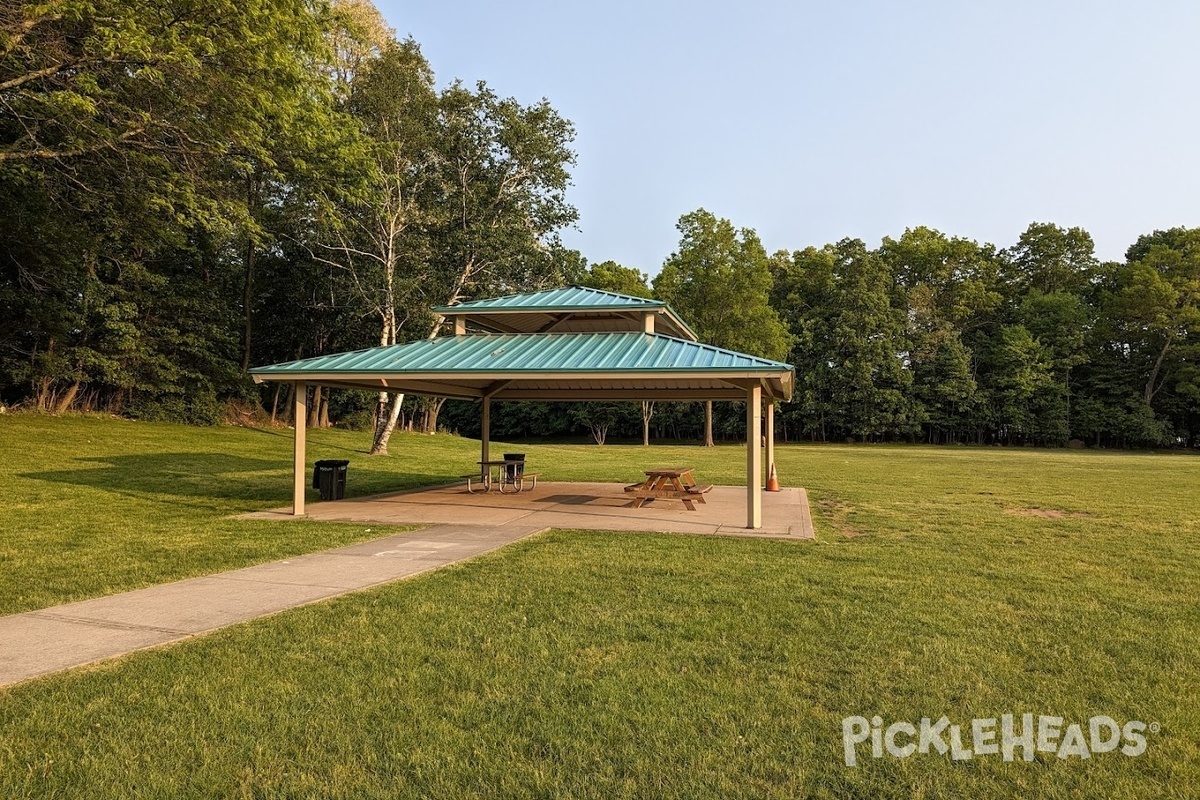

[624,466,712,511]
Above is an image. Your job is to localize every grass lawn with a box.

[1,413,1198,797]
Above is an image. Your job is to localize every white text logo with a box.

[841,714,1152,767]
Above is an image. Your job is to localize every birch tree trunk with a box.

[240,171,262,374]
[641,400,654,446]
[369,301,400,454]
[370,392,405,455]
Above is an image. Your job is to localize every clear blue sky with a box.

[376,0,1200,272]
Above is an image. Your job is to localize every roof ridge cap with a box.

[436,285,665,310]
[564,284,661,304]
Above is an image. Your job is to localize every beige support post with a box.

[765,400,775,486]
[481,396,491,464]
[642,311,656,334]
[453,315,466,336]
[746,384,762,528]
[293,381,307,516]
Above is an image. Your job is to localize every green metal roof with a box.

[432,285,664,313]
[251,331,793,401]
[251,332,792,376]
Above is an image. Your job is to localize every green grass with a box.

[0,414,464,614]
[1,414,1199,798]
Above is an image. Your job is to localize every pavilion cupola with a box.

[433,286,697,340]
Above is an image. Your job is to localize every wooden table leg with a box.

[634,475,668,508]
[631,478,651,508]
[668,476,695,511]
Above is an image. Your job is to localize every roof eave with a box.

[250,370,793,402]
[251,368,792,381]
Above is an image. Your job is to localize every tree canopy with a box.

[653,209,791,360]
[1,2,1196,449]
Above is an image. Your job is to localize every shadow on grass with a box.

[21,452,442,508]
[243,426,371,456]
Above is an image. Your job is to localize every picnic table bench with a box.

[625,466,710,511]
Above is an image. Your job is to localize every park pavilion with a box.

[249,286,794,528]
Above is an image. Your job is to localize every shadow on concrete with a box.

[534,494,601,505]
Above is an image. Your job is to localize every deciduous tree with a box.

[579,261,653,298]
[654,209,791,445]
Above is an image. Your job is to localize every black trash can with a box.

[503,453,525,482]
[312,459,349,501]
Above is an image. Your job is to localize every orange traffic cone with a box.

[766,463,781,492]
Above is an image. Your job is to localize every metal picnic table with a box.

[464,459,539,494]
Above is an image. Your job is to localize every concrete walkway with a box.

[0,523,543,689]
[1,483,814,689]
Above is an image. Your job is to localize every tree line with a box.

[773,223,1199,447]
[2,1,1197,449]
[460,215,1199,450]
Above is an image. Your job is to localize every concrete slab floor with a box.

[246,482,814,540]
